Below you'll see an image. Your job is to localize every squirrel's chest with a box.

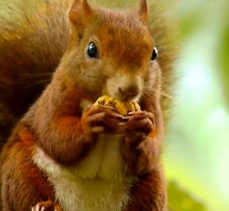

[33,134,132,211]
[76,134,125,179]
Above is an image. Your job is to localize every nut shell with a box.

[94,95,140,116]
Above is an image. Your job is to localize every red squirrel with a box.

[0,0,172,210]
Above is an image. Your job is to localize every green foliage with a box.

[218,22,229,109]
[164,1,229,210]
[168,181,208,211]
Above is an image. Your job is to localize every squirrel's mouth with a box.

[117,87,140,102]
[108,88,141,103]
[105,74,143,103]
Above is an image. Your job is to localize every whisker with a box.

[146,75,170,81]
[21,72,53,79]
[22,72,52,75]
[161,92,174,99]
[22,79,50,89]
[143,87,174,100]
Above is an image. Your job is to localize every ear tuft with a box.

[69,0,93,24]
[138,0,149,24]
[82,0,92,16]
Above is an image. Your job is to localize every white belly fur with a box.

[33,134,133,211]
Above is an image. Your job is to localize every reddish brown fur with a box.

[124,170,167,211]
[1,126,55,210]
[0,0,176,141]
[0,0,174,210]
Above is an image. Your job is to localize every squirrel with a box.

[0,0,176,210]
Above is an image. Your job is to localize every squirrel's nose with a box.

[119,85,139,100]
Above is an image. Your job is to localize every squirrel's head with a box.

[58,0,160,102]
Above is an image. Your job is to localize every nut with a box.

[94,95,140,116]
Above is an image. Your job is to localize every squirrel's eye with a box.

[151,47,158,62]
[87,42,99,58]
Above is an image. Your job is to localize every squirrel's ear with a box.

[138,0,149,24]
[69,0,93,25]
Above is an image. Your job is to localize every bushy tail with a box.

[0,0,71,143]
[148,2,178,121]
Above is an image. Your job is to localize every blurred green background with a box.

[163,0,229,210]
[1,0,229,210]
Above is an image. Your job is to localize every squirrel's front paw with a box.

[121,111,155,174]
[123,111,154,146]
[82,104,123,134]
[32,200,62,211]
